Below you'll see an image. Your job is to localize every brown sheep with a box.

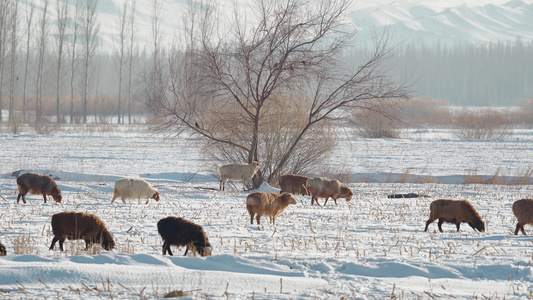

[16,172,62,203]
[424,199,485,233]
[279,174,310,195]
[157,217,212,256]
[512,199,533,235]
[306,177,353,206]
[49,212,115,251]
[246,192,297,225]
[0,241,5,256]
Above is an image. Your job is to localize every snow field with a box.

[0,124,532,298]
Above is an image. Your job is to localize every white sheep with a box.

[219,161,260,191]
[306,177,353,206]
[111,178,160,204]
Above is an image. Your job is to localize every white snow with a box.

[0,124,532,298]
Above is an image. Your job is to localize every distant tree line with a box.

[1,0,531,127]
[395,39,533,106]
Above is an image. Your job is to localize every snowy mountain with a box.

[349,0,533,47]
[24,0,533,51]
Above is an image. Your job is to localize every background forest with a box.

[0,0,532,126]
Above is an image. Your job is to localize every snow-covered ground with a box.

[0,124,532,299]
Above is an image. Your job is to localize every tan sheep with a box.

[246,192,297,225]
[306,177,353,206]
[111,178,160,204]
[219,161,260,191]
[279,174,310,195]
[512,199,533,235]
[49,212,115,251]
[424,199,485,233]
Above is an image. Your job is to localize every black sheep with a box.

[157,217,212,256]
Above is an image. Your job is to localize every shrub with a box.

[453,110,511,140]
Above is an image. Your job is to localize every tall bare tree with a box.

[35,0,50,121]
[126,0,137,124]
[54,0,69,123]
[69,0,82,123]
[115,0,131,124]
[81,0,99,123]
[147,0,409,186]
[0,2,8,122]
[8,0,19,123]
[22,0,36,122]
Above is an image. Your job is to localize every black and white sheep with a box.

[157,217,212,256]
[111,178,160,204]
[219,161,260,191]
[49,212,115,251]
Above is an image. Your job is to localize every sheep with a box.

[16,172,62,204]
[512,199,533,235]
[0,241,5,256]
[305,177,353,206]
[424,199,485,233]
[219,161,260,191]
[49,212,115,251]
[279,174,310,195]
[157,217,212,256]
[246,192,297,225]
[111,178,160,204]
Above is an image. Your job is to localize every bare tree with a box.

[22,0,36,122]
[80,0,99,124]
[126,0,137,124]
[54,0,69,123]
[147,0,409,186]
[115,0,131,124]
[8,0,19,123]
[35,0,50,121]
[0,2,8,122]
[68,0,81,123]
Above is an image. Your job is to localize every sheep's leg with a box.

[111,194,117,204]
[323,198,329,206]
[121,197,126,204]
[16,193,25,203]
[437,219,445,232]
[49,237,60,250]
[59,238,65,251]
[220,179,226,191]
[455,222,461,232]
[256,215,261,225]
[162,242,173,256]
[334,198,338,205]
[145,198,149,204]
[424,218,434,231]
[250,213,255,224]
[42,194,47,203]
[85,239,92,250]
[271,216,276,225]
[184,246,189,256]
[515,223,526,235]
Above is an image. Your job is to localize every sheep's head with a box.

[50,186,62,203]
[0,244,6,256]
[280,193,297,205]
[101,232,115,251]
[469,219,485,232]
[341,186,353,202]
[198,246,212,257]
[152,191,160,201]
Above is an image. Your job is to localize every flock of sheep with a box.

[1,161,533,258]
